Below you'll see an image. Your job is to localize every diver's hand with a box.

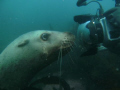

[103,7,120,27]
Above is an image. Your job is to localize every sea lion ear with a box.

[17,39,29,47]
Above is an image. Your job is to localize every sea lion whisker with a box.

[57,47,61,64]
[72,41,78,48]
[71,45,75,50]
[66,42,74,52]
[59,46,63,77]
[69,46,73,52]
[66,49,76,65]
[68,42,74,51]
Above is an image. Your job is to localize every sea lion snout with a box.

[64,32,75,42]
[60,32,75,48]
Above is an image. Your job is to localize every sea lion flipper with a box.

[17,39,29,47]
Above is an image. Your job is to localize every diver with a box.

[74,0,120,57]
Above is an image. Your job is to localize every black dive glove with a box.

[103,7,120,28]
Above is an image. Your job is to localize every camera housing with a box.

[75,15,120,56]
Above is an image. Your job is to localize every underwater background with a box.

[1,0,120,90]
[0,0,114,52]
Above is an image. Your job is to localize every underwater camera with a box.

[74,0,120,56]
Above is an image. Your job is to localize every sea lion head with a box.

[0,30,75,90]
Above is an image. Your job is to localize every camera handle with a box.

[100,17,120,47]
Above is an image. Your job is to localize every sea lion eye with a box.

[41,33,50,41]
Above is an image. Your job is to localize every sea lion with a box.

[0,30,75,90]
